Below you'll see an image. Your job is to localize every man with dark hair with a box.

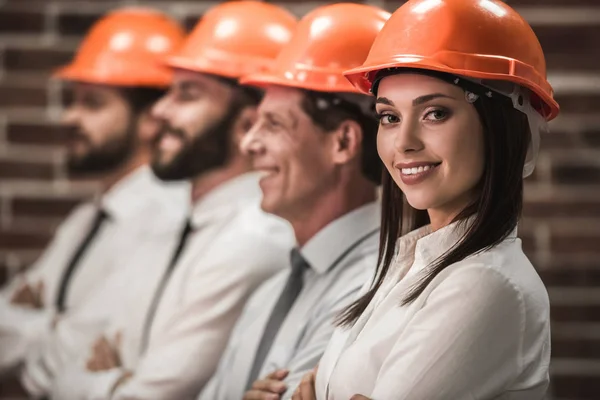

[199,4,389,400]
[47,3,297,399]
[0,8,188,383]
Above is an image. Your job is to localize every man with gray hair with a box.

[199,3,390,399]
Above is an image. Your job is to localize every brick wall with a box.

[0,0,598,398]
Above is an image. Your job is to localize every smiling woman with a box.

[374,74,486,219]
[364,69,532,305]
[312,0,560,399]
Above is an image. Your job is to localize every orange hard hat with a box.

[241,3,391,93]
[165,1,297,79]
[344,0,559,120]
[55,8,185,87]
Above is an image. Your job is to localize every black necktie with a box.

[139,219,194,353]
[55,208,109,312]
[246,248,310,388]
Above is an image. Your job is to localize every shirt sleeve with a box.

[0,206,92,374]
[108,239,286,400]
[22,309,113,397]
[0,276,56,373]
[0,288,55,374]
[49,364,124,400]
[0,236,61,373]
[370,264,525,400]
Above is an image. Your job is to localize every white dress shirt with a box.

[48,172,295,400]
[0,165,189,375]
[200,202,380,400]
[316,220,551,400]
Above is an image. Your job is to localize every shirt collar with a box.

[392,218,469,280]
[190,172,262,228]
[401,215,517,276]
[99,165,157,221]
[413,219,469,268]
[300,201,381,275]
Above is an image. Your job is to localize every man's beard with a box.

[66,124,136,175]
[150,103,242,181]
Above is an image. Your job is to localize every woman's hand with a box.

[291,369,316,400]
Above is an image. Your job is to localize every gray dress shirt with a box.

[199,201,380,400]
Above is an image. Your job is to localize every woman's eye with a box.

[378,113,400,126]
[424,108,450,122]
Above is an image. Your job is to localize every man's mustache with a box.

[155,123,187,142]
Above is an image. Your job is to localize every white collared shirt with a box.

[316,221,551,400]
[0,166,189,376]
[47,172,295,400]
[200,202,380,400]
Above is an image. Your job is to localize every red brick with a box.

[0,11,44,33]
[0,160,55,181]
[0,230,50,250]
[540,267,600,286]
[552,305,600,322]
[12,197,80,218]
[555,94,600,115]
[0,259,8,288]
[552,375,600,399]
[535,25,599,57]
[525,166,541,183]
[552,338,600,359]
[10,216,63,236]
[523,199,600,218]
[3,0,109,5]
[551,234,600,254]
[4,48,74,72]
[0,84,47,108]
[57,12,100,36]
[496,24,600,71]
[552,162,600,185]
[545,53,600,71]
[519,232,537,254]
[540,131,581,150]
[582,130,600,148]
[62,85,73,107]
[7,122,70,146]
